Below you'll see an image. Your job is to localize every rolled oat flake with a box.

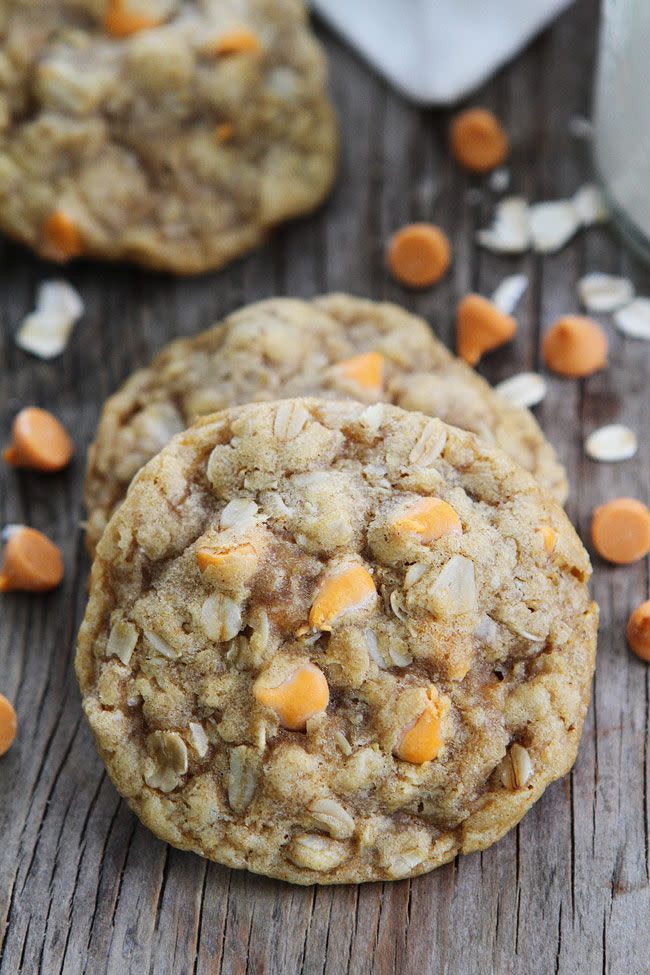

[585,424,638,462]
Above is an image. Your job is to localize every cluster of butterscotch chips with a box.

[0,407,73,753]
[386,107,611,377]
[250,551,449,762]
[384,105,650,662]
[1,408,71,595]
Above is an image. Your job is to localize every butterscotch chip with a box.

[0,694,17,756]
[208,28,262,57]
[537,525,557,555]
[4,407,73,472]
[450,108,509,173]
[104,0,167,38]
[0,525,64,592]
[542,316,608,377]
[591,498,650,565]
[0,1,337,273]
[41,210,83,260]
[76,398,597,884]
[84,295,568,553]
[457,294,517,365]
[394,688,448,764]
[627,601,650,662]
[253,663,329,731]
[309,565,377,631]
[387,224,451,289]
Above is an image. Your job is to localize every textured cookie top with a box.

[76,398,597,885]
[84,294,568,551]
[0,1,336,272]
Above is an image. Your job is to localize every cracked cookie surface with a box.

[0,0,336,272]
[84,294,569,553]
[76,398,597,884]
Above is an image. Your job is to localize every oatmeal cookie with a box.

[76,398,597,884]
[0,0,337,273]
[84,294,568,552]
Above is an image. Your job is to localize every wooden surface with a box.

[1,1,649,972]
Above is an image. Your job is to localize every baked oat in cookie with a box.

[76,398,597,885]
[84,293,568,552]
[0,0,336,273]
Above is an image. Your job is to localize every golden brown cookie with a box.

[76,398,597,884]
[0,1,337,272]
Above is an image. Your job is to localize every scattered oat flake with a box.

[577,272,635,313]
[509,744,533,788]
[529,200,580,253]
[573,184,608,225]
[37,279,84,322]
[495,372,547,408]
[585,424,638,462]
[488,167,511,194]
[188,722,209,757]
[614,298,650,339]
[476,196,530,253]
[15,313,76,360]
[478,186,606,257]
[15,279,84,359]
[491,274,528,314]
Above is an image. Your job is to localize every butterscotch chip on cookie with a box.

[84,294,568,553]
[0,1,337,273]
[76,398,597,885]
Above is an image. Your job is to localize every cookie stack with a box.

[77,295,598,884]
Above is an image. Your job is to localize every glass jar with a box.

[594,0,650,260]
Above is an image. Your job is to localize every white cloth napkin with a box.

[312,0,573,104]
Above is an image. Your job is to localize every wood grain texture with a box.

[1,1,649,972]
